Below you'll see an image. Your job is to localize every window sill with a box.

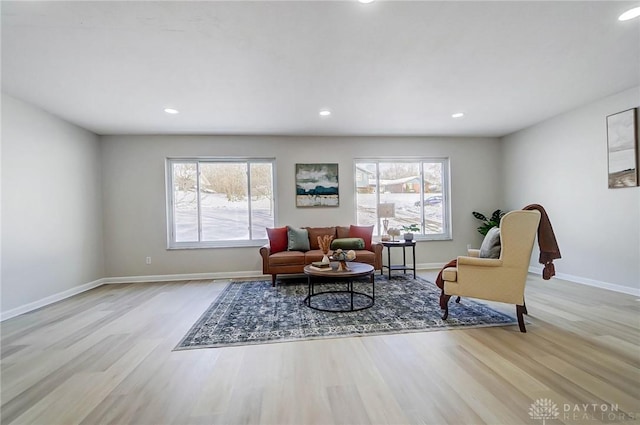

[375,235,452,243]
[167,240,267,250]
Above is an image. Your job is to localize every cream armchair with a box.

[441,210,541,332]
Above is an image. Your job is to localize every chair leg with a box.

[516,305,527,333]
[271,274,277,287]
[522,298,528,315]
[455,296,461,303]
[440,290,451,320]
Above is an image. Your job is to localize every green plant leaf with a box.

[473,209,505,235]
[472,211,487,221]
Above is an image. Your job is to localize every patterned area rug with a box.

[175,275,516,350]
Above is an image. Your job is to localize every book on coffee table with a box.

[309,265,333,272]
[311,261,331,268]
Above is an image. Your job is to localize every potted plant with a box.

[401,224,420,241]
[472,210,506,235]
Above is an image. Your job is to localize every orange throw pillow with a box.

[306,227,337,250]
[266,227,288,253]
[348,225,374,250]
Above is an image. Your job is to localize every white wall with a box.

[101,135,502,278]
[502,86,640,293]
[1,94,105,315]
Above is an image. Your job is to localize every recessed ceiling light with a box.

[358,0,375,3]
[619,6,640,21]
[319,109,331,117]
[451,112,464,118]
[164,108,179,114]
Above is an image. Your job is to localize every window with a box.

[354,158,451,240]
[166,158,276,248]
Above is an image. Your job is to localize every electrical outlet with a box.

[145,256,151,265]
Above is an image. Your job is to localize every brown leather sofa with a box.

[260,226,383,286]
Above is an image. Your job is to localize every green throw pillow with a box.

[330,237,365,250]
[287,226,310,251]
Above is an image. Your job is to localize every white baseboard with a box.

[415,262,448,271]
[0,278,106,322]
[528,266,640,297]
[425,263,639,296]
[0,271,266,322]
[2,266,441,322]
[4,266,637,322]
[104,265,447,284]
[102,270,266,284]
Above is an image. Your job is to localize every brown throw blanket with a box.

[436,204,561,290]
[435,259,456,290]
[523,204,561,280]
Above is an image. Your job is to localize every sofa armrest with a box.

[457,255,502,267]
[259,243,271,274]
[370,242,383,270]
[467,248,480,257]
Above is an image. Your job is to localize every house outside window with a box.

[166,157,276,248]
[354,158,451,240]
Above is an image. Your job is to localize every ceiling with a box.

[2,1,639,137]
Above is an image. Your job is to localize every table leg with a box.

[402,245,407,275]
[387,246,391,279]
[371,273,375,304]
[350,280,354,311]
[412,243,416,279]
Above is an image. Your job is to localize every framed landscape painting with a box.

[606,108,639,188]
[295,163,339,207]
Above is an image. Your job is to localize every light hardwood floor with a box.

[1,271,639,425]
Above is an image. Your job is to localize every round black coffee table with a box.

[303,262,375,312]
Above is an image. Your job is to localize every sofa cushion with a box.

[479,227,501,259]
[348,225,374,250]
[352,250,375,265]
[287,226,310,251]
[336,226,351,239]
[304,250,326,263]
[266,226,288,253]
[269,250,306,266]
[331,238,365,250]
[306,227,336,250]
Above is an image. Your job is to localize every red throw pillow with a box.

[266,227,288,253]
[348,225,374,250]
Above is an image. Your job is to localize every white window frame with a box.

[166,157,277,249]
[353,157,452,241]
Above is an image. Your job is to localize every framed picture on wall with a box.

[295,163,339,207]
[606,108,639,188]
